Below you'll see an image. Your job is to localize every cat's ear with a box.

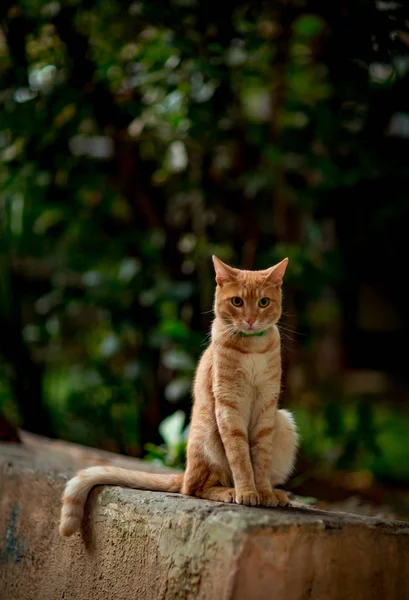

[263,258,288,286]
[212,256,237,286]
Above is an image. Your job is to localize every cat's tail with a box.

[59,466,184,537]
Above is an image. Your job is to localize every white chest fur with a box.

[240,353,269,384]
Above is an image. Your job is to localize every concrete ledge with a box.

[1,437,409,600]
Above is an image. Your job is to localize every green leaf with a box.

[293,15,325,38]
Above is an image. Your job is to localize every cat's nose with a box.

[246,318,255,326]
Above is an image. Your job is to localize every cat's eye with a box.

[258,297,270,308]
[231,297,243,307]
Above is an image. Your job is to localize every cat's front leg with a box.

[250,404,289,507]
[214,393,260,506]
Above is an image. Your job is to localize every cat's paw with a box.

[273,489,290,506]
[256,488,290,507]
[235,489,260,506]
[258,489,279,507]
[217,488,235,503]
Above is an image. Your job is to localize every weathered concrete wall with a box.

[1,436,409,600]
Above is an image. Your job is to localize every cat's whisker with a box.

[218,326,238,344]
[280,341,294,353]
[279,331,291,342]
[279,334,294,345]
[278,324,304,336]
[279,325,301,334]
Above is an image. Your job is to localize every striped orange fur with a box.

[59,256,298,536]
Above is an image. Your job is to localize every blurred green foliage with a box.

[148,403,409,487]
[1,1,409,484]
[294,403,409,487]
[145,410,187,468]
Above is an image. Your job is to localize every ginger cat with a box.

[59,256,298,536]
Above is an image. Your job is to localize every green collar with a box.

[240,330,267,337]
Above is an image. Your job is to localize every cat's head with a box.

[212,256,288,334]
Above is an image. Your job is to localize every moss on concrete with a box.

[1,437,409,600]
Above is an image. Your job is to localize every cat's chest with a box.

[239,351,279,385]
